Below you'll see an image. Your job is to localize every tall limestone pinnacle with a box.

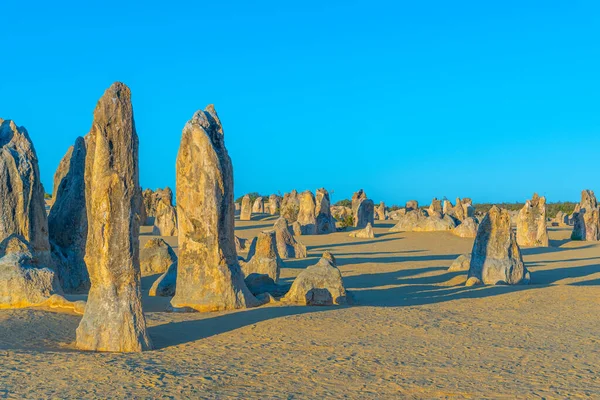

[171,105,259,312]
[76,82,152,352]
[0,119,50,258]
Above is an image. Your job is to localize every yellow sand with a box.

[1,217,599,398]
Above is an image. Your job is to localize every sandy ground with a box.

[1,216,600,399]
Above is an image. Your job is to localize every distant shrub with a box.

[44,193,51,200]
[335,199,352,208]
[235,192,266,204]
[387,205,400,212]
[474,201,577,219]
[337,214,354,228]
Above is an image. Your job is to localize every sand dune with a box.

[1,218,599,398]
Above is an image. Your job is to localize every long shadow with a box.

[281,256,318,269]
[141,273,161,291]
[332,249,425,257]
[530,263,600,284]
[521,243,596,256]
[571,278,600,286]
[337,253,458,266]
[311,237,399,250]
[343,266,452,289]
[354,281,535,308]
[149,305,337,349]
[527,256,600,266]
[234,223,273,231]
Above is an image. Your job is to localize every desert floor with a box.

[1,217,599,399]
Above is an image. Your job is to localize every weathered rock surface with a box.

[351,189,368,216]
[0,119,51,260]
[51,145,73,204]
[571,190,600,241]
[152,188,178,236]
[149,262,177,297]
[283,252,347,305]
[252,197,265,214]
[516,193,549,247]
[429,198,442,215]
[349,222,375,238]
[170,105,258,312]
[48,136,89,292]
[140,238,177,276]
[273,217,307,259]
[406,200,419,212]
[554,211,568,226]
[452,217,479,238]
[297,191,317,235]
[388,208,407,220]
[281,190,300,222]
[76,82,152,352]
[240,194,252,221]
[315,188,336,234]
[354,199,375,228]
[0,235,62,309]
[448,253,471,272]
[466,206,530,286]
[375,202,386,220]
[241,231,282,282]
[389,210,456,232]
[292,221,303,236]
[268,194,281,215]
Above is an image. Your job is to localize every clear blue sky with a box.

[2,1,599,205]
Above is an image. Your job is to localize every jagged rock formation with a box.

[268,194,281,215]
[297,190,317,235]
[0,234,62,309]
[240,194,252,221]
[375,202,386,220]
[448,253,471,272]
[349,222,375,238]
[283,252,347,305]
[554,211,568,226]
[273,217,307,259]
[149,262,177,297]
[48,136,89,292]
[75,82,152,352]
[428,198,442,215]
[452,217,479,238]
[352,189,367,212]
[389,209,456,232]
[140,238,177,276]
[571,190,600,241]
[406,200,419,212]
[252,197,265,214]
[388,208,407,220]
[152,187,177,236]
[354,198,374,228]
[241,231,282,282]
[0,119,51,260]
[292,221,303,236]
[516,193,549,247]
[281,190,300,222]
[170,105,258,312]
[315,188,336,234]
[466,206,530,286]
[51,146,72,204]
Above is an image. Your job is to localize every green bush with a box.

[44,193,51,200]
[335,199,352,208]
[337,214,354,228]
